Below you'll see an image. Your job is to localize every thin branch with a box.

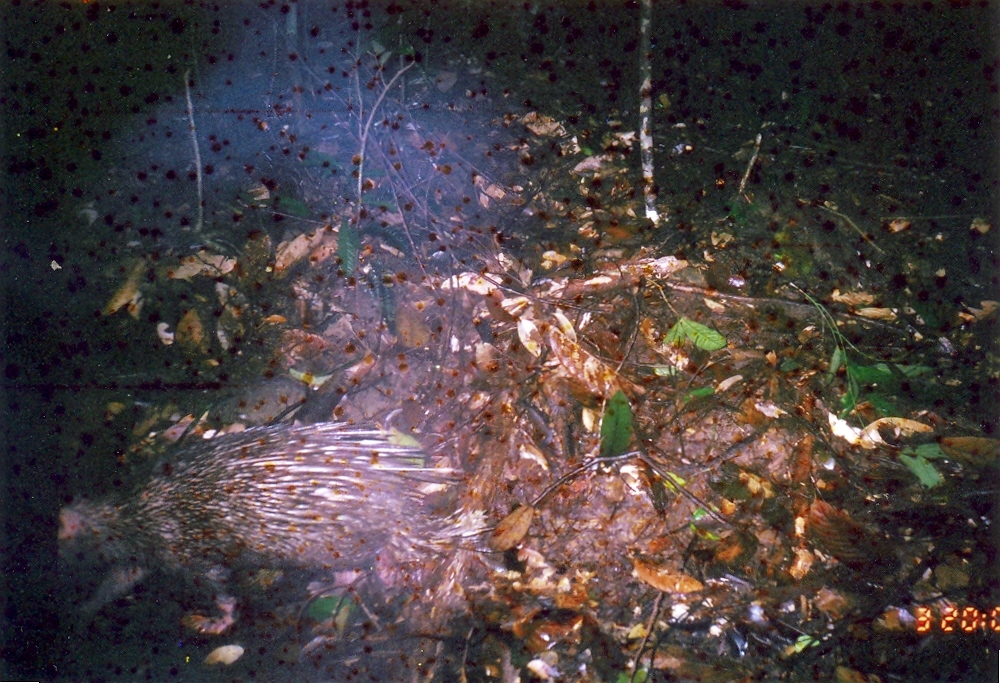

[736,132,762,198]
[183,69,204,235]
[356,60,416,203]
[639,0,660,225]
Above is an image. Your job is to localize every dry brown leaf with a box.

[631,556,703,594]
[835,665,876,683]
[790,434,815,483]
[204,644,244,665]
[861,417,932,447]
[103,260,145,317]
[176,308,208,354]
[520,112,566,138]
[854,307,897,321]
[830,289,876,306]
[814,587,853,619]
[167,250,237,280]
[969,217,990,234]
[274,229,329,273]
[547,328,622,399]
[939,436,1000,466]
[489,505,534,552]
[396,306,431,348]
[788,547,815,580]
[964,300,998,321]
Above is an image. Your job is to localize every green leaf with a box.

[899,453,943,488]
[306,595,346,621]
[827,345,844,382]
[875,362,932,378]
[912,443,947,460]
[850,363,890,384]
[793,634,819,653]
[662,470,686,492]
[664,317,727,351]
[651,365,680,377]
[339,219,359,276]
[273,194,312,218]
[600,390,633,458]
[686,386,715,400]
[839,369,861,416]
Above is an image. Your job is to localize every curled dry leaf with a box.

[176,308,208,354]
[939,436,1000,466]
[969,217,990,234]
[631,555,704,594]
[547,327,621,399]
[964,300,998,321]
[204,644,244,665]
[830,289,876,306]
[489,505,534,552]
[854,307,897,321]
[788,547,815,581]
[862,417,932,447]
[274,229,330,273]
[167,250,237,280]
[517,317,543,357]
[520,111,566,138]
[103,260,145,317]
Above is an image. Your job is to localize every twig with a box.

[630,591,663,683]
[183,69,204,235]
[736,133,762,198]
[356,60,416,202]
[638,0,660,225]
[818,204,886,254]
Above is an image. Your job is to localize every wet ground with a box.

[2,2,998,681]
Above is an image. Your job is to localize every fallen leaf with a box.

[939,436,1000,466]
[969,217,990,234]
[489,505,534,552]
[788,548,815,580]
[854,307,897,321]
[103,260,145,317]
[176,308,208,354]
[631,555,703,594]
[548,327,622,399]
[831,289,876,306]
[204,644,244,665]
[167,250,237,280]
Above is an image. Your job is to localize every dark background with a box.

[2,1,997,679]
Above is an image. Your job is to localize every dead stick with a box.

[736,133,762,198]
[183,69,204,234]
[638,0,660,225]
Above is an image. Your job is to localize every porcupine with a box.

[58,421,481,633]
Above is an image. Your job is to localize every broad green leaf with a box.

[664,317,727,351]
[600,390,633,458]
[827,345,844,382]
[273,194,312,218]
[851,363,893,384]
[662,471,687,492]
[912,443,947,460]
[792,634,819,653]
[306,595,346,621]
[687,386,715,399]
[339,219,359,276]
[899,453,943,488]
[875,362,932,378]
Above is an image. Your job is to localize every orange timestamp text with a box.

[915,604,1000,634]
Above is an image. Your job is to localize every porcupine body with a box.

[59,422,471,617]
